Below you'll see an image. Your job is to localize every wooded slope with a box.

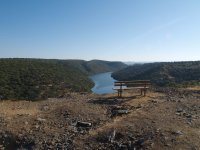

[0,58,127,100]
[112,61,200,86]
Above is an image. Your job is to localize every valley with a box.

[1,59,200,149]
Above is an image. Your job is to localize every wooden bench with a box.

[113,80,151,97]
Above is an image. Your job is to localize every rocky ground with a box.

[0,88,200,150]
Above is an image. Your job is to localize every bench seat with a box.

[113,80,151,97]
[113,87,150,90]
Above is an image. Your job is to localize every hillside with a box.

[112,61,200,86]
[0,59,93,100]
[0,58,127,100]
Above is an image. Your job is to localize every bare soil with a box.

[0,88,200,150]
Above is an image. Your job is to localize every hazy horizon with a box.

[0,0,200,62]
[1,57,200,64]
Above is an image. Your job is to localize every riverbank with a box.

[0,88,200,149]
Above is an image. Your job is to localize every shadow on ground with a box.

[88,95,143,105]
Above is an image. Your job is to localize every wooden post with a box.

[144,81,147,96]
[120,83,122,97]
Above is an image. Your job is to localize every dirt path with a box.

[88,93,161,136]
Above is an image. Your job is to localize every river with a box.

[90,72,116,94]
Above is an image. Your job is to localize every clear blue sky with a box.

[0,0,200,62]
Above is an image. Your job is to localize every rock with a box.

[156,128,161,133]
[112,109,129,116]
[150,100,158,103]
[187,121,192,125]
[76,121,92,128]
[136,104,143,109]
[175,113,181,116]
[133,138,145,148]
[176,108,183,113]
[0,145,4,150]
[108,130,116,143]
[172,130,183,136]
[35,124,40,129]
[37,117,46,122]
[17,114,24,116]
[43,106,49,111]
[119,144,128,149]
[186,114,192,118]
[25,121,29,125]
[164,143,171,147]
[7,117,11,120]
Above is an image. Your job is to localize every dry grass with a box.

[1,90,200,149]
[75,90,200,149]
[0,100,40,117]
[186,86,200,90]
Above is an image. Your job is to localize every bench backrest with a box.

[114,80,151,87]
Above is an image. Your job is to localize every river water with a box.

[90,72,117,94]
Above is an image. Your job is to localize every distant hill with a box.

[123,61,154,65]
[112,61,200,86]
[65,59,127,75]
[0,58,127,100]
